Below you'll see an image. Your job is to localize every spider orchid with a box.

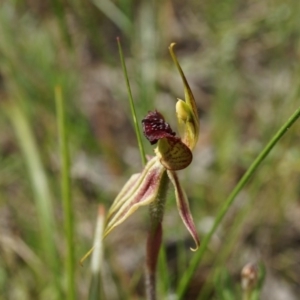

[104,43,200,250]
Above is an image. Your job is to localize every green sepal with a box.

[169,43,200,150]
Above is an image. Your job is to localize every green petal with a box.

[167,170,200,251]
[104,157,166,237]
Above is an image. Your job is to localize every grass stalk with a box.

[177,104,300,299]
[6,102,60,294]
[117,37,147,166]
[92,0,132,36]
[55,86,75,300]
[198,180,262,300]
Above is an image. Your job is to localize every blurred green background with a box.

[0,0,300,299]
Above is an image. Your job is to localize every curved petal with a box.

[104,157,166,237]
[155,136,192,171]
[167,170,200,251]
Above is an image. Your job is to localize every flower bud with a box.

[241,263,259,292]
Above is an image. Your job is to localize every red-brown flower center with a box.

[142,111,176,145]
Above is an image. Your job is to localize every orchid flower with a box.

[104,43,200,251]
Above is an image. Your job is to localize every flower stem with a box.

[145,222,162,300]
[145,171,169,300]
[177,105,300,299]
[242,290,252,300]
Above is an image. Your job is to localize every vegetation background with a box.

[0,0,300,299]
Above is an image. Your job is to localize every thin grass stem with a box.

[177,104,300,299]
[117,37,147,166]
[6,102,61,295]
[92,0,132,36]
[55,86,75,300]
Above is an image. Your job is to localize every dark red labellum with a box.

[142,110,176,145]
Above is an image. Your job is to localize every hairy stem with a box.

[145,171,169,300]
[145,222,162,300]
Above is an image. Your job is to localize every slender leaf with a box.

[55,86,75,300]
[6,102,60,294]
[177,104,300,298]
[117,37,147,166]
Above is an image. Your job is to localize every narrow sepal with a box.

[104,157,166,237]
[107,173,140,217]
[169,43,200,150]
[167,170,200,251]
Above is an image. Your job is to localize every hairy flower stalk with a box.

[103,43,200,299]
[145,171,168,300]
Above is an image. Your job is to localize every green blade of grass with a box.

[5,102,60,294]
[117,37,147,166]
[177,104,300,299]
[92,0,132,36]
[198,179,262,300]
[55,86,75,300]
[136,2,158,115]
